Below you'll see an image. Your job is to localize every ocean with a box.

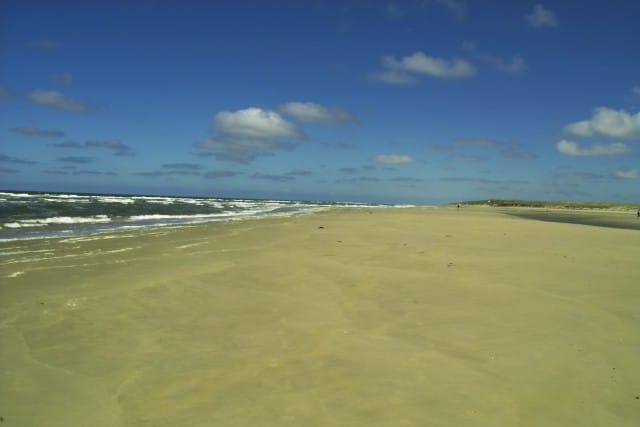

[0,190,382,241]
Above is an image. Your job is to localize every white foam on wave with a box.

[6,271,24,278]
[96,196,136,204]
[176,241,208,249]
[60,234,136,243]
[127,211,244,221]
[42,197,90,203]
[0,192,36,198]
[2,215,111,228]
[0,249,54,256]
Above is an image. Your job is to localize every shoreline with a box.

[3,203,639,243]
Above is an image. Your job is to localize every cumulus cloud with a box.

[383,52,476,79]
[525,4,558,28]
[564,107,640,140]
[556,140,630,156]
[279,102,356,124]
[215,107,302,139]
[28,90,86,112]
[9,126,65,137]
[52,73,73,86]
[615,169,639,179]
[373,154,415,164]
[196,107,303,163]
[462,42,526,74]
[371,51,475,84]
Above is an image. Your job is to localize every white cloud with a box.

[631,86,640,96]
[383,52,476,78]
[564,107,640,140]
[556,140,630,156]
[525,4,558,28]
[615,169,639,179]
[373,154,415,164]
[198,107,304,162]
[27,90,86,112]
[279,102,356,124]
[214,107,302,139]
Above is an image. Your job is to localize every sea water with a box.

[0,191,382,241]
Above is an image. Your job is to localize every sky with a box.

[1,0,639,204]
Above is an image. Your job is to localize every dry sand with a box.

[1,207,639,426]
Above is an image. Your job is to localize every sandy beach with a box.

[1,207,639,426]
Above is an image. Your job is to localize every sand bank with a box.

[1,207,639,426]
[499,207,640,230]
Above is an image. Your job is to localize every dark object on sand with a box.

[637,209,639,218]
[318,226,325,229]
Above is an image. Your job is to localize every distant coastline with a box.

[455,199,640,211]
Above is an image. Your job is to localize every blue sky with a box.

[1,0,639,203]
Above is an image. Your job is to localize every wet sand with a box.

[1,207,639,426]
[502,208,640,231]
